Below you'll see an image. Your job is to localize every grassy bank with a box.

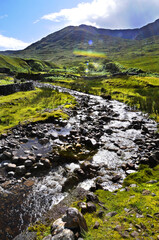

[82,165,159,240]
[44,74,159,122]
[28,164,159,240]
[0,87,76,133]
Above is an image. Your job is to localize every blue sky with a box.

[1,0,159,51]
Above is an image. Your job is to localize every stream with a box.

[0,83,158,240]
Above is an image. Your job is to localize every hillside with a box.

[1,18,159,71]
[0,54,57,73]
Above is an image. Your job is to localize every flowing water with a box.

[0,83,158,240]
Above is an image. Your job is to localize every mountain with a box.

[1,18,159,71]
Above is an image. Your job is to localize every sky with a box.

[1,0,159,51]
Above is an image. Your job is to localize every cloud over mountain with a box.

[41,0,159,29]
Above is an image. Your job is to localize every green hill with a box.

[1,19,159,72]
[0,54,57,73]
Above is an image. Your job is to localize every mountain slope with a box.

[1,18,159,71]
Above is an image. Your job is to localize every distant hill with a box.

[1,18,159,72]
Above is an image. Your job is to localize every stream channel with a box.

[0,83,158,240]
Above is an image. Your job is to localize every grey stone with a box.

[25,160,33,167]
[16,165,26,175]
[62,207,88,232]
[52,229,74,240]
[6,163,16,171]
[93,221,100,229]
[86,192,99,203]
[87,202,96,213]
[106,211,117,217]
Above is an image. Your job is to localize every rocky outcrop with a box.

[0,81,34,96]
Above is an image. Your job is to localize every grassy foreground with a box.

[0,88,76,133]
[28,164,159,240]
[82,165,159,240]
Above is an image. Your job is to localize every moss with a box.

[80,165,159,239]
[0,88,76,133]
[28,222,51,240]
[123,165,158,186]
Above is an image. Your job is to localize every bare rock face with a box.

[50,207,88,240]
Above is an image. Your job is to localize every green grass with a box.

[0,54,57,73]
[44,74,159,122]
[79,165,159,240]
[28,222,51,240]
[0,88,76,133]
[32,164,159,240]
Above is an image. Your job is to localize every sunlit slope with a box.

[1,22,159,72]
[0,54,56,72]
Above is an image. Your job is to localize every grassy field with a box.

[0,87,76,133]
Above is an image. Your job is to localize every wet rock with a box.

[3,151,12,159]
[37,131,45,138]
[5,163,16,172]
[99,115,111,123]
[86,192,99,203]
[148,151,159,167]
[15,165,26,176]
[111,175,121,183]
[19,156,27,164]
[20,137,28,143]
[11,156,19,164]
[87,202,96,213]
[39,138,49,145]
[7,171,15,177]
[25,172,32,178]
[62,174,79,192]
[78,202,87,215]
[126,170,137,175]
[36,153,42,160]
[84,138,98,149]
[41,158,51,168]
[24,160,33,167]
[62,207,88,232]
[74,168,85,178]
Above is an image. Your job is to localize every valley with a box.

[0,18,159,240]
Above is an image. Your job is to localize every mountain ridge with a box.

[1,18,159,65]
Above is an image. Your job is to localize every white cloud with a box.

[0,34,30,51]
[41,0,159,29]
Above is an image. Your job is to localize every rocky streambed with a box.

[0,83,159,240]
